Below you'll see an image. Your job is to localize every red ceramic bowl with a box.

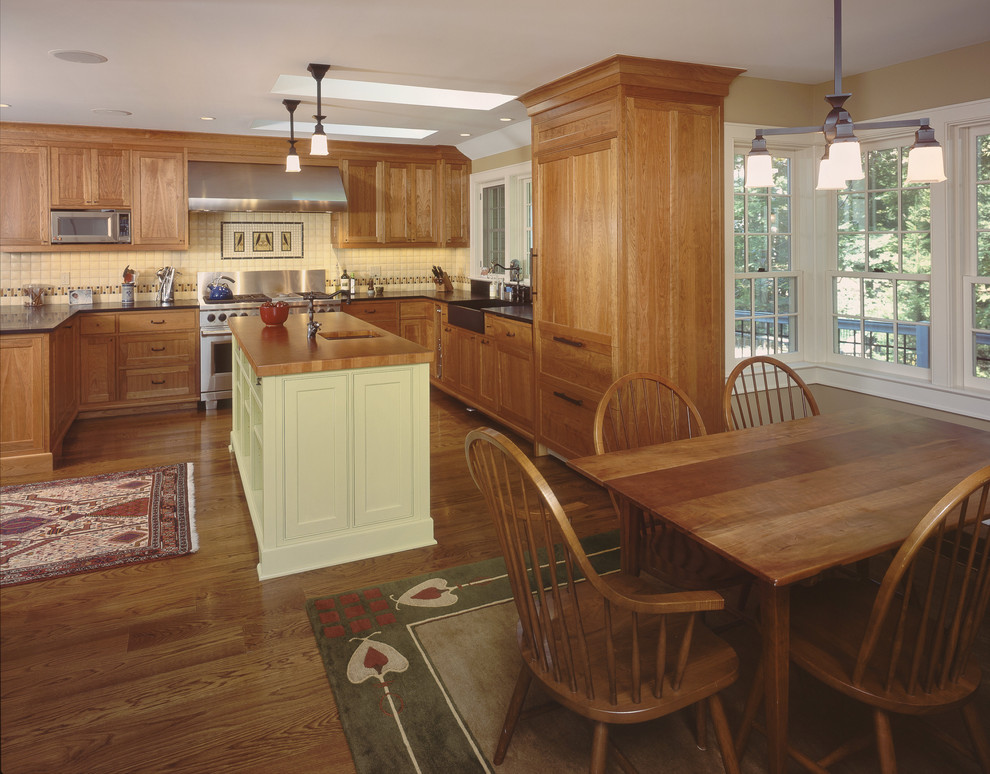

[259,301,289,326]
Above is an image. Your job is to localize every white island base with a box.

[229,323,434,580]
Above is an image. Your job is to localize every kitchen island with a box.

[228,311,435,580]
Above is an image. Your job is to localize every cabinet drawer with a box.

[120,365,195,401]
[79,313,117,335]
[400,299,435,320]
[344,300,398,334]
[487,315,532,354]
[118,309,196,333]
[536,377,600,459]
[119,332,196,368]
[538,323,613,393]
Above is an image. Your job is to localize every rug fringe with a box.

[185,462,200,553]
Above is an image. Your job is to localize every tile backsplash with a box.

[0,211,470,305]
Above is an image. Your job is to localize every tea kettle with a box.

[207,274,234,300]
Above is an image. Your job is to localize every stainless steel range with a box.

[198,269,347,408]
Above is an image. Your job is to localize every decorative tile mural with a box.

[222,221,303,259]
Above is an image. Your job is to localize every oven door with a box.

[200,327,233,408]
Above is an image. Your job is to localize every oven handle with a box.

[200,329,233,338]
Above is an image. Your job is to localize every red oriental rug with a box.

[0,463,197,586]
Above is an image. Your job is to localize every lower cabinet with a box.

[230,340,434,580]
[343,299,399,335]
[78,308,198,414]
[0,320,78,476]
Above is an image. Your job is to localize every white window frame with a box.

[957,120,990,390]
[469,161,533,280]
[725,101,990,421]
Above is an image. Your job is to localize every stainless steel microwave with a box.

[50,210,131,244]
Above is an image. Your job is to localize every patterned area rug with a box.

[0,463,197,586]
[305,531,622,774]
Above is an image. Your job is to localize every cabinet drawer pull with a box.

[553,391,583,407]
[364,309,376,313]
[505,332,516,338]
[151,379,166,385]
[553,335,584,348]
[151,346,166,352]
[150,319,167,325]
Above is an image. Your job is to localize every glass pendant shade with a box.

[816,152,847,190]
[285,148,301,173]
[828,140,864,181]
[745,152,774,188]
[310,129,329,156]
[905,133,946,184]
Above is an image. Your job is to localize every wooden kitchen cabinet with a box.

[343,299,399,335]
[50,146,131,207]
[336,159,384,245]
[384,161,438,244]
[0,144,49,247]
[520,55,742,457]
[0,320,78,476]
[130,149,188,248]
[478,334,498,412]
[441,159,470,247]
[488,315,535,432]
[399,300,438,378]
[78,309,198,414]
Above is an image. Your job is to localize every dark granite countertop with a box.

[0,300,200,334]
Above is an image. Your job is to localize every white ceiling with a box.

[2,0,988,158]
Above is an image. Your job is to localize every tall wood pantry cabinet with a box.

[519,55,743,458]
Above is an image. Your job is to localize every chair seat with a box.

[520,571,740,724]
[789,578,982,716]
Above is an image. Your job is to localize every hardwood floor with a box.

[0,390,617,774]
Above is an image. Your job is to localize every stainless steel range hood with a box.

[188,161,347,213]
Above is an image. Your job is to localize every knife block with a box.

[435,271,454,293]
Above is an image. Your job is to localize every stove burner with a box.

[202,293,271,305]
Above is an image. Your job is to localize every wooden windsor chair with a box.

[593,373,749,592]
[736,465,990,773]
[723,355,820,431]
[465,427,741,774]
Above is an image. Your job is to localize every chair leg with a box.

[695,701,708,750]
[961,702,990,773]
[735,660,763,760]
[590,721,609,774]
[872,708,897,774]
[493,665,533,765]
[709,694,742,774]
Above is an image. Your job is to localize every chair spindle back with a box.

[723,356,820,431]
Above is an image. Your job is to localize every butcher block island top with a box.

[228,311,433,376]
[228,311,434,580]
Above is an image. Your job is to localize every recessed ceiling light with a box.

[499,117,512,122]
[252,118,435,140]
[460,133,471,137]
[200,116,216,121]
[50,49,107,64]
[0,103,10,108]
[91,108,132,116]
[273,75,516,111]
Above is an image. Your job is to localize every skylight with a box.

[272,75,516,111]
[252,119,436,140]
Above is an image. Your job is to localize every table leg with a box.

[614,497,641,576]
[759,582,790,774]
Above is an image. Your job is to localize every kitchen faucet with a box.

[306,298,322,338]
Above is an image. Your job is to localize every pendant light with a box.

[308,63,331,156]
[744,0,946,190]
[283,99,301,173]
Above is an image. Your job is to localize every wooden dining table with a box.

[568,406,990,774]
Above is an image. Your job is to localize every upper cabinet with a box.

[50,146,131,207]
[0,144,49,247]
[334,149,470,249]
[130,149,188,248]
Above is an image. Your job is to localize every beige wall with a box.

[471,146,532,174]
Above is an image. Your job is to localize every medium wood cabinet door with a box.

[478,336,498,411]
[441,160,469,247]
[131,149,187,247]
[339,159,384,245]
[0,335,47,456]
[535,142,616,336]
[50,147,130,207]
[0,144,49,246]
[384,162,438,244]
[50,321,78,444]
[79,335,117,406]
[497,347,534,430]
